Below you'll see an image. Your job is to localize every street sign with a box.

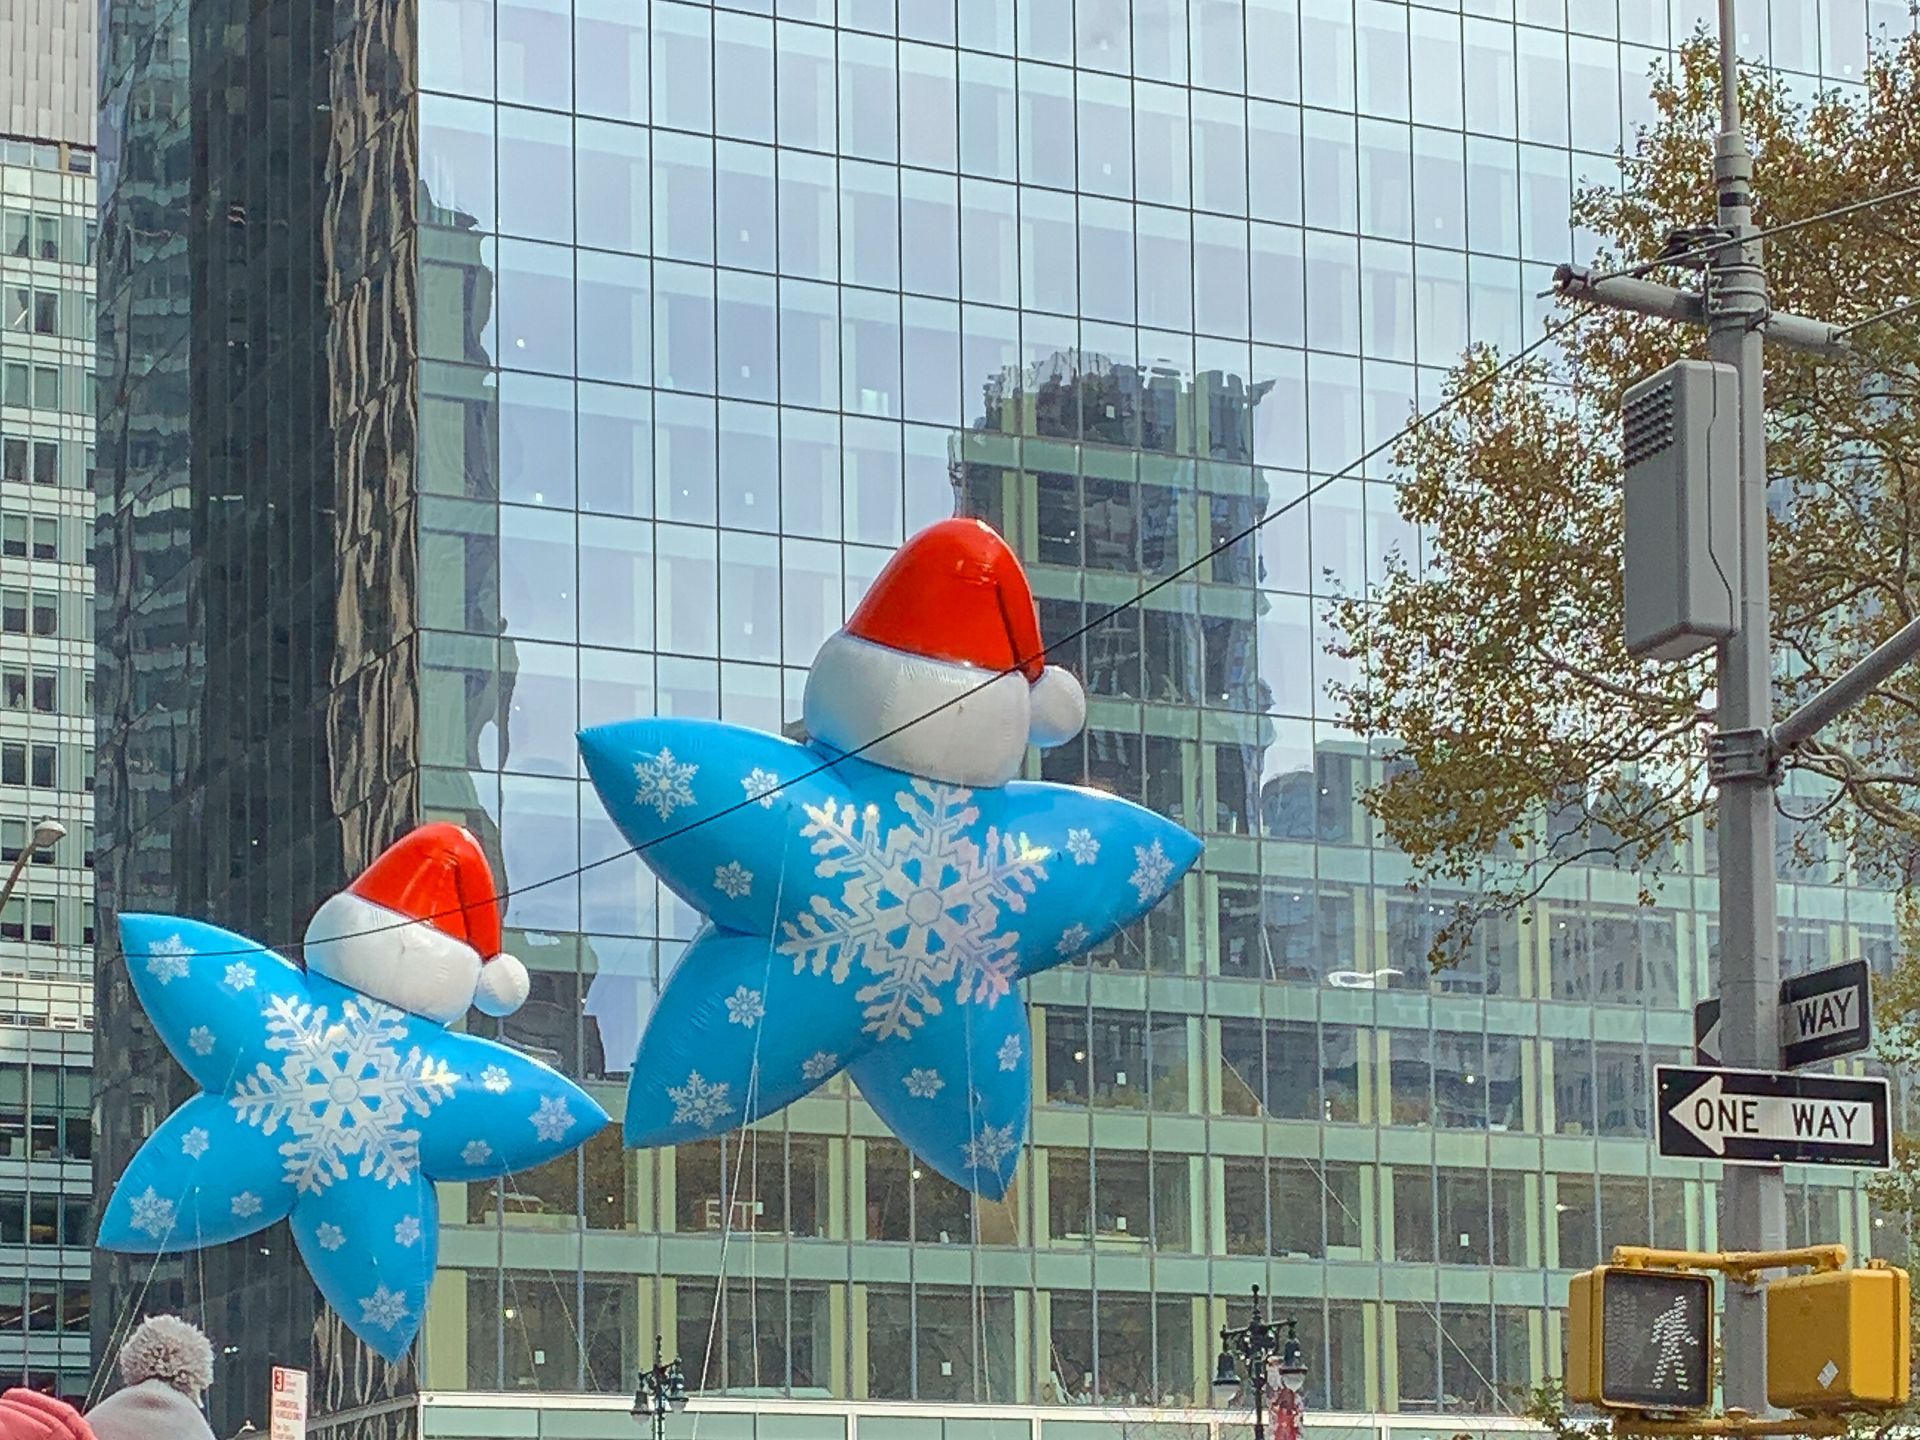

[1690,958,1873,1071]
[1778,959,1872,1069]
[1694,997,1721,1066]
[270,1365,308,1440]
[1655,1065,1890,1168]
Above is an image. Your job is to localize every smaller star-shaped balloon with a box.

[581,519,1203,1198]
[96,825,611,1361]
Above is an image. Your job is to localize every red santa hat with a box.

[302,823,530,1024]
[802,518,1086,787]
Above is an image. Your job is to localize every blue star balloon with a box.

[581,520,1203,1199]
[97,914,611,1360]
[579,718,1201,1197]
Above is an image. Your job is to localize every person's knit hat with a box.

[0,1389,94,1440]
[84,1316,216,1440]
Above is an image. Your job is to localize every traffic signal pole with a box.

[1552,2,1856,1411]
[1701,0,1785,1411]
[1553,0,1920,1407]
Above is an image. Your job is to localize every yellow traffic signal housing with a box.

[1767,1264,1911,1411]
[1568,1266,1714,1411]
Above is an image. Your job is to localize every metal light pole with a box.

[631,1336,688,1440]
[0,817,66,910]
[1700,2,1785,1410]
[1213,1286,1307,1440]
[1551,3,1846,1410]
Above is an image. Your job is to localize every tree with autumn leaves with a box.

[1329,33,1920,1255]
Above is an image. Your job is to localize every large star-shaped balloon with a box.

[96,916,610,1360]
[579,718,1202,1198]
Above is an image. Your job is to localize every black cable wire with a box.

[118,178,1920,963]
[120,305,1599,963]
[1584,183,1920,284]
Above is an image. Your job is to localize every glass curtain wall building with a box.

[96,0,1911,1432]
[3,0,98,1398]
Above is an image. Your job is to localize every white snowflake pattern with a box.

[394,1215,423,1246]
[223,961,256,991]
[1065,828,1100,865]
[146,934,192,985]
[461,1140,494,1167]
[741,767,781,809]
[189,1026,216,1057]
[481,1066,512,1094]
[530,1095,575,1144]
[129,1187,175,1239]
[778,780,1050,1040]
[904,1067,945,1099]
[668,1071,736,1128]
[634,747,699,821]
[801,1051,839,1082]
[1129,840,1174,903]
[229,994,456,1194]
[713,860,754,900]
[1056,923,1090,957]
[315,1222,347,1251]
[359,1285,410,1332]
[231,1191,263,1219]
[997,1034,1023,1072]
[724,985,765,1028]
[181,1127,211,1159]
[961,1122,1020,1173]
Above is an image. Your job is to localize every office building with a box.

[2,0,98,1400]
[94,1,1910,1434]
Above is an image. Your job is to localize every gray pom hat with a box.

[86,1315,218,1440]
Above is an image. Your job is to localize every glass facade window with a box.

[91,0,1907,1425]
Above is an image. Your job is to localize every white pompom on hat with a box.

[304,823,529,1025]
[803,518,1088,788]
[1028,665,1087,748]
[117,1315,214,1400]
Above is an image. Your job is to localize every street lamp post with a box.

[631,1336,689,1440]
[1213,1286,1308,1440]
[0,818,66,914]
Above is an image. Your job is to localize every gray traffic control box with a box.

[1622,360,1740,660]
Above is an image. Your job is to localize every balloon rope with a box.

[693,830,789,1430]
[748,1101,761,1390]
[86,1205,180,1407]
[961,999,988,1406]
[537,1260,590,1391]
[502,1269,542,1380]
[194,1240,206,1405]
[90,1044,250,1410]
[1116,917,1518,1416]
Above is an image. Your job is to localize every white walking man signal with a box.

[1647,1296,1704,1393]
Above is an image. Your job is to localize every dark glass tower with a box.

[94,0,438,1427]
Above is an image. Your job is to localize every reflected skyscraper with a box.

[93,1,1909,1433]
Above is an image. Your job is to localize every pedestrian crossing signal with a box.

[1767,1263,1911,1411]
[1567,1266,1714,1412]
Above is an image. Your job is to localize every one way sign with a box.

[1692,958,1874,1071]
[1656,1065,1890,1169]
[1778,959,1871,1069]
